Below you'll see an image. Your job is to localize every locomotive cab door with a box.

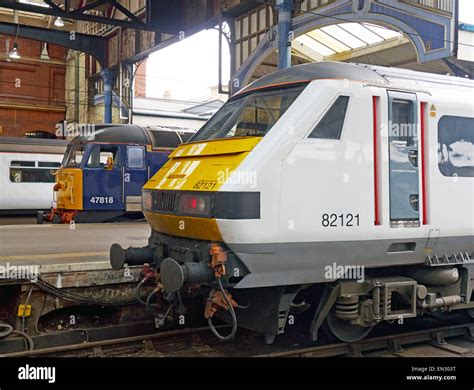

[123,145,147,212]
[387,91,420,226]
[82,144,123,211]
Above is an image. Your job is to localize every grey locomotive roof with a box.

[237,61,386,95]
[237,61,473,96]
[71,124,151,144]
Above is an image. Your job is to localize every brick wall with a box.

[134,59,147,97]
[0,37,67,137]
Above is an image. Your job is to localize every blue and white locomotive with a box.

[39,124,194,223]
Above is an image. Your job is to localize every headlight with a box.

[142,190,260,219]
[142,190,153,211]
[178,194,211,216]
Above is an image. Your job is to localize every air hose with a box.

[0,323,34,351]
[208,278,237,341]
[11,330,35,351]
[0,323,13,339]
[135,279,148,305]
[145,290,159,315]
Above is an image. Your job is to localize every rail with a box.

[1,319,472,358]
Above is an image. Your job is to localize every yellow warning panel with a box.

[18,304,32,317]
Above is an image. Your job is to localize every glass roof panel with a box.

[320,25,368,49]
[362,23,402,40]
[294,35,336,56]
[295,22,402,58]
[19,0,49,6]
[307,29,352,53]
[338,23,385,45]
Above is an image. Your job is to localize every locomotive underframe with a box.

[111,231,474,343]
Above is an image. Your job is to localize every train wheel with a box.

[52,214,62,224]
[325,307,373,343]
[36,211,44,225]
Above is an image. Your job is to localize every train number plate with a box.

[322,213,360,227]
[192,180,217,190]
[90,196,114,204]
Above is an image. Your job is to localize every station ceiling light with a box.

[9,43,21,59]
[10,12,21,59]
[54,17,64,27]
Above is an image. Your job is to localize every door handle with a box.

[408,149,418,168]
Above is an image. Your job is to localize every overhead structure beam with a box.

[109,0,144,26]
[0,21,107,66]
[0,0,151,30]
[43,0,62,12]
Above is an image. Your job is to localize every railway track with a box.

[1,319,473,358]
[0,326,218,358]
[257,322,474,357]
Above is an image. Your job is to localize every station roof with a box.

[252,20,473,83]
[294,22,402,58]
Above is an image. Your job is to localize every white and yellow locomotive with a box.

[111,62,474,343]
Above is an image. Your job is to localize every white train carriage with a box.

[0,138,67,214]
[111,62,474,343]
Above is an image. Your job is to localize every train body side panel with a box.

[0,152,62,211]
[216,80,474,288]
[82,167,123,211]
[426,86,474,238]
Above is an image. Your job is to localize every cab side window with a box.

[127,146,145,169]
[87,146,119,168]
[308,96,350,140]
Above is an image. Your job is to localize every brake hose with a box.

[135,279,148,305]
[208,278,237,341]
[0,323,13,339]
[0,323,34,351]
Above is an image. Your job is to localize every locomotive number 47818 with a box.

[90,196,114,204]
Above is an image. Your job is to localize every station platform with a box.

[0,223,152,334]
[0,222,150,268]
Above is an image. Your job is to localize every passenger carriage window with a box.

[11,161,34,167]
[308,96,350,140]
[9,161,59,183]
[127,146,145,169]
[438,115,474,177]
[38,162,61,168]
[87,146,119,168]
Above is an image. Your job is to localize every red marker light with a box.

[178,194,211,215]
